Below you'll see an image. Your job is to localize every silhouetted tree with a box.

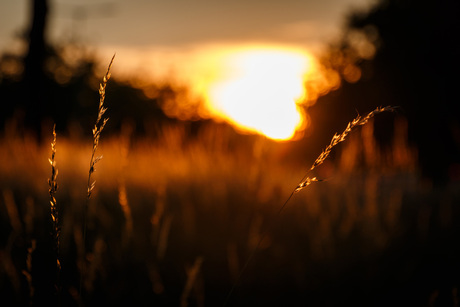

[0,0,175,138]
[312,0,460,184]
[23,0,50,137]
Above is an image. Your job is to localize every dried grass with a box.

[223,105,397,306]
[0,49,410,306]
[48,124,60,269]
[295,106,397,192]
[86,54,115,200]
[47,124,61,302]
[21,239,36,305]
[181,257,204,307]
[81,54,115,295]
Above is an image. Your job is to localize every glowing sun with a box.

[204,46,312,140]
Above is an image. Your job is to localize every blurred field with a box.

[1,120,460,307]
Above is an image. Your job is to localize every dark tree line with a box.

[308,0,460,184]
[2,0,459,183]
[0,0,174,140]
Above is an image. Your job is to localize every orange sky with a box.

[0,0,373,140]
[0,0,374,81]
[1,0,372,56]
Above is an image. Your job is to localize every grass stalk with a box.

[118,181,133,242]
[22,239,36,306]
[181,257,204,307]
[80,54,115,295]
[48,124,61,300]
[223,105,397,306]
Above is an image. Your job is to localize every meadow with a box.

[0,55,458,307]
[1,106,460,307]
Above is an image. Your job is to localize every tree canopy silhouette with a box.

[0,0,179,139]
[310,0,460,184]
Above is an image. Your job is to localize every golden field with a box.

[1,117,459,307]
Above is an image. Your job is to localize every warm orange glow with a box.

[104,44,325,140]
[204,46,312,141]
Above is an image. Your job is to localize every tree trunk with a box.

[23,0,49,138]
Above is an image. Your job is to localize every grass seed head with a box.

[296,106,397,193]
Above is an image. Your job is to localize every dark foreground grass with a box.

[1,123,460,306]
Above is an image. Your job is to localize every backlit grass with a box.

[1,116,459,307]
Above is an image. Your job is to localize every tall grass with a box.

[2,113,457,306]
[47,124,60,301]
[2,56,459,307]
[223,106,397,305]
[81,54,115,296]
[295,106,397,192]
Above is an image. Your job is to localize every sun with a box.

[203,45,313,141]
[113,43,318,139]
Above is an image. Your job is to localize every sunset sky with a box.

[0,0,374,140]
[1,0,372,64]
